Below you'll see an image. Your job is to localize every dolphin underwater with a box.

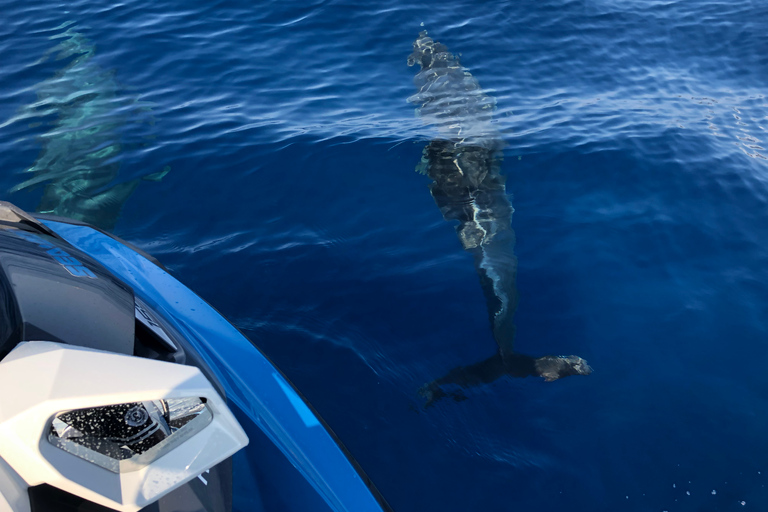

[7,27,167,231]
[407,31,591,406]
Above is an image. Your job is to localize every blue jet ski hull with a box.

[36,217,389,512]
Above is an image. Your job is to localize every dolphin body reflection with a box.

[407,31,591,406]
[8,27,167,231]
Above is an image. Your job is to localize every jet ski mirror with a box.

[48,397,213,473]
[0,341,248,512]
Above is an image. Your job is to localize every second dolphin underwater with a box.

[7,26,167,231]
[407,31,591,406]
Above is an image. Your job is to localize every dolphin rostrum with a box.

[407,31,591,406]
[7,27,167,231]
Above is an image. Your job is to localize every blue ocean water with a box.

[1,1,767,511]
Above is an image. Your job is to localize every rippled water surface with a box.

[2,1,768,511]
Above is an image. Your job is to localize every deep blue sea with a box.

[2,1,768,511]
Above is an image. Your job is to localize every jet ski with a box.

[0,201,390,512]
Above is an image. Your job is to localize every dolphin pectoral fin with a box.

[142,165,170,182]
[9,170,53,193]
[415,145,433,175]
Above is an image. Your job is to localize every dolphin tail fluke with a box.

[533,355,593,382]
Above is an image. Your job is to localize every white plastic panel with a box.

[0,341,248,512]
[0,455,29,512]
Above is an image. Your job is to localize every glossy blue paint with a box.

[41,219,386,512]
